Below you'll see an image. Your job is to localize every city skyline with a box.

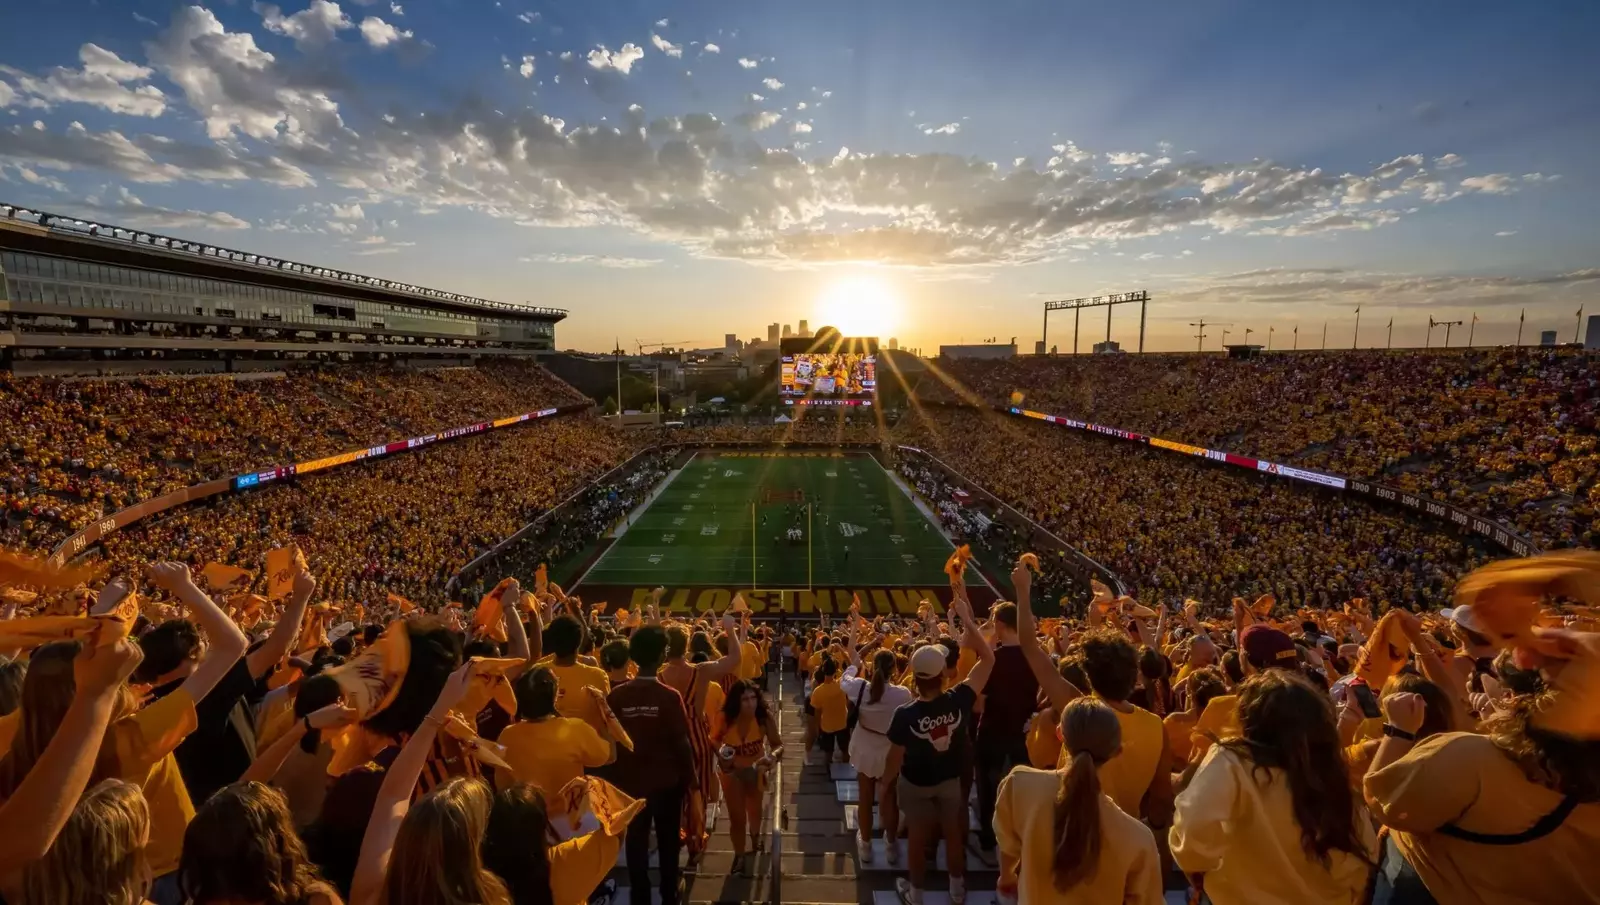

[0,1,1595,353]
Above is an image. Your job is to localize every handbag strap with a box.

[1438,795,1580,845]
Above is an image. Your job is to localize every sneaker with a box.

[882,833,900,867]
[949,877,967,905]
[893,878,923,905]
[731,853,748,876]
[856,834,874,863]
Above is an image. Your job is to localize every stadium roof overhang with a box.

[0,204,567,324]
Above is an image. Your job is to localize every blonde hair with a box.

[1052,698,1121,890]
[20,779,151,905]
[380,777,509,905]
[0,641,138,799]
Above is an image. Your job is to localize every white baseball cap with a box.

[910,644,950,679]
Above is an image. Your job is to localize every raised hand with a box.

[145,561,193,593]
[74,637,143,694]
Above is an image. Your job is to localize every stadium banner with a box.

[1001,406,1539,557]
[51,403,591,564]
[569,584,999,617]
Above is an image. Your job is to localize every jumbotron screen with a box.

[779,338,878,406]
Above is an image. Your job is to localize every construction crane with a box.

[635,339,702,355]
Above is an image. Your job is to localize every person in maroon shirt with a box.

[607,625,697,905]
[973,601,1039,855]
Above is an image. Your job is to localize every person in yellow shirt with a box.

[1188,625,1307,762]
[808,657,850,765]
[483,782,635,905]
[996,698,1164,905]
[1164,667,1226,769]
[1170,670,1377,905]
[497,667,615,811]
[542,615,611,736]
[1076,631,1174,828]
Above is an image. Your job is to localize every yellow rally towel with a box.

[555,775,645,837]
[457,657,521,721]
[1354,610,1411,688]
[0,591,139,649]
[535,563,549,596]
[1454,552,1600,647]
[440,712,511,770]
[0,549,104,591]
[1,588,38,606]
[584,685,633,751]
[328,620,412,719]
[265,546,307,602]
[228,593,269,623]
[296,603,332,656]
[944,545,973,581]
[200,562,254,593]
[474,579,513,643]
[388,593,417,614]
[731,593,750,614]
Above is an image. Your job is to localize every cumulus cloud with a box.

[791,121,812,134]
[255,0,351,49]
[1106,150,1148,166]
[922,122,960,136]
[0,43,167,117]
[516,12,539,24]
[761,77,784,91]
[146,5,347,141]
[1165,266,1600,314]
[650,34,683,58]
[702,43,721,54]
[519,252,662,268]
[734,111,782,131]
[358,16,412,48]
[329,201,364,218]
[1495,230,1518,237]
[518,55,535,78]
[738,57,758,69]
[1434,153,1463,169]
[587,43,644,74]
[1460,173,1516,195]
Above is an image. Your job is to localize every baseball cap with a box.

[910,643,950,679]
[1441,605,1486,635]
[1240,625,1298,669]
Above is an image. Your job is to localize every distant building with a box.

[1585,316,1600,350]
[888,337,899,350]
[767,323,780,343]
[1034,340,1046,355]
[939,343,1016,360]
[1092,340,1122,354]
[798,319,810,337]
[1541,330,1558,346]
[782,324,793,338]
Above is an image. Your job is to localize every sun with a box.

[813,274,902,338]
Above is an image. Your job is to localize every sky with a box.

[0,0,1597,354]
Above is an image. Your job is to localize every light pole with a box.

[1353,306,1361,350]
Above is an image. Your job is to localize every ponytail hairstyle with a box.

[816,654,839,682]
[1052,698,1121,891]
[868,649,896,705]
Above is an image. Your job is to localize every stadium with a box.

[2,199,1595,905]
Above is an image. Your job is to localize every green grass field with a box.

[578,451,982,589]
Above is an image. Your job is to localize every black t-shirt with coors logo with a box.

[888,683,976,787]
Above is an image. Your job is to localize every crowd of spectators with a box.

[0,362,589,552]
[894,408,1489,610]
[95,414,635,608]
[919,348,1598,550]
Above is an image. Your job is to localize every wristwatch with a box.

[1382,724,1418,741]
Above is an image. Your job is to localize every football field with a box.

[572,451,987,613]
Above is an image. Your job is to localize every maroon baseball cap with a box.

[1240,625,1298,670]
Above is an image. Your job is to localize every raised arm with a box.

[0,639,140,872]
[147,562,249,705]
[349,664,473,905]
[1013,560,1082,713]
[239,701,357,785]
[500,579,530,663]
[701,612,743,680]
[247,560,315,680]
[955,589,995,695]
